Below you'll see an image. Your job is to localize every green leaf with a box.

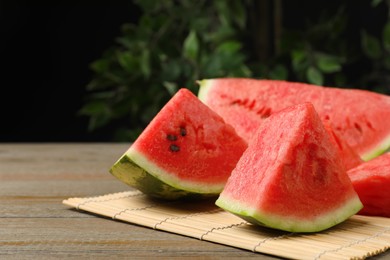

[371,0,383,7]
[291,49,307,72]
[140,49,151,78]
[117,51,137,72]
[88,114,111,131]
[113,128,141,142]
[183,30,199,61]
[161,59,183,81]
[79,101,113,131]
[230,1,246,29]
[234,64,253,78]
[201,54,223,77]
[191,17,210,32]
[134,0,158,12]
[78,101,111,116]
[306,67,324,85]
[361,30,382,59]
[216,41,242,54]
[316,55,342,73]
[215,1,231,27]
[90,59,109,73]
[269,64,288,80]
[205,26,235,44]
[382,22,390,52]
[163,81,178,96]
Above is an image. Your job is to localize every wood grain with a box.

[0,143,279,259]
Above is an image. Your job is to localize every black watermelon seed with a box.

[170,144,180,152]
[180,127,187,136]
[167,134,178,141]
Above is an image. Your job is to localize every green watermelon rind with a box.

[110,148,223,200]
[215,195,363,233]
[362,134,390,161]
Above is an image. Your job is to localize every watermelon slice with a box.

[215,103,363,233]
[198,78,390,161]
[110,88,247,200]
[347,152,390,217]
[323,122,362,170]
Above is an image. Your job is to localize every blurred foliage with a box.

[80,0,390,141]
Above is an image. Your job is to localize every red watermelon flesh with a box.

[323,121,362,170]
[347,152,390,217]
[110,88,247,199]
[198,78,390,161]
[215,102,363,232]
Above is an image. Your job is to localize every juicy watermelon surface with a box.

[216,103,362,232]
[198,78,390,161]
[347,152,390,217]
[324,122,362,170]
[111,88,247,199]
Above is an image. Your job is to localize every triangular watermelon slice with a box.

[198,78,390,161]
[216,103,363,232]
[110,88,247,200]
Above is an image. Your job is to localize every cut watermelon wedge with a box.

[216,103,363,232]
[110,88,247,200]
[348,152,390,217]
[198,78,390,161]
[323,122,362,170]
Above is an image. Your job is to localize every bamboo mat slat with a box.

[63,191,390,260]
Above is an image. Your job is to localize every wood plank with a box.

[0,144,277,259]
[0,214,272,259]
[0,180,129,197]
[0,143,129,178]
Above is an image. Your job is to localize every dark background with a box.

[0,1,385,142]
[1,0,140,142]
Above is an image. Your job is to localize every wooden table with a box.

[1,143,278,259]
[0,144,388,259]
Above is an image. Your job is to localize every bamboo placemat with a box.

[63,191,390,260]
